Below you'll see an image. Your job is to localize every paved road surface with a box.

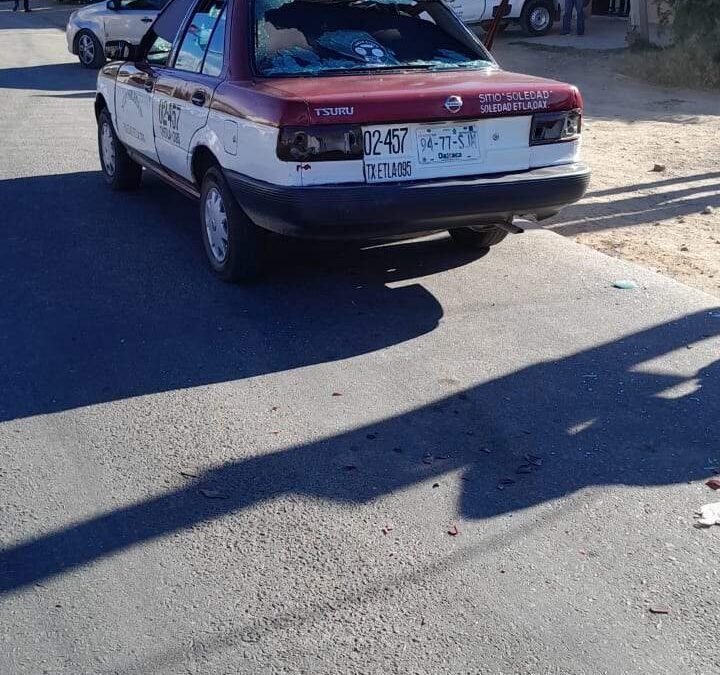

[1,8,719,675]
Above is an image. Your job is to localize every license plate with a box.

[416,125,479,165]
[362,123,481,183]
[363,126,413,184]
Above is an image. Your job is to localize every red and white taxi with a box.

[96,0,590,281]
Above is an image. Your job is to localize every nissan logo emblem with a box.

[444,95,463,113]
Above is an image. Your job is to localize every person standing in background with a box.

[561,0,585,35]
[609,0,630,16]
[13,0,31,11]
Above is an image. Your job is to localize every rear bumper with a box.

[226,162,590,240]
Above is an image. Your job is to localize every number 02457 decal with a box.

[363,127,409,157]
[158,99,182,146]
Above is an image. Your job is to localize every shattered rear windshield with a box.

[254,0,493,77]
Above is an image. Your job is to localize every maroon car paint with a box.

[211,0,582,128]
[210,82,311,126]
[212,70,581,128]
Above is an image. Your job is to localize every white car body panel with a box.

[153,78,217,180]
[529,139,581,168]
[104,10,155,45]
[190,110,579,188]
[96,67,116,119]
[66,1,160,56]
[190,114,301,186]
[446,0,492,23]
[113,64,159,161]
[446,0,560,24]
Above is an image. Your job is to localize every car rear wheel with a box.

[98,108,142,190]
[200,167,266,282]
[77,30,105,69]
[449,226,508,250]
[520,0,555,36]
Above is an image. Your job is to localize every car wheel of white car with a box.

[98,108,143,190]
[520,0,555,36]
[200,167,266,282]
[77,30,105,69]
[449,226,508,250]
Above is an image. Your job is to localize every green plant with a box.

[666,0,720,62]
[623,41,720,89]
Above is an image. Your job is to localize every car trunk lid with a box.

[256,68,581,126]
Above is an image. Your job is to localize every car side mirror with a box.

[106,0,120,10]
[105,40,141,61]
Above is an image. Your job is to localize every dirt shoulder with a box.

[494,39,720,298]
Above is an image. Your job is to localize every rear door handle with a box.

[191,90,206,107]
[143,78,154,93]
[141,16,153,22]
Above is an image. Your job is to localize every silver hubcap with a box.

[100,122,116,176]
[204,188,229,263]
[530,7,551,31]
[79,34,95,64]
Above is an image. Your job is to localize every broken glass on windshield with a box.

[254,0,493,77]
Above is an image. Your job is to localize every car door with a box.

[113,0,195,162]
[115,61,159,160]
[151,0,226,180]
[104,0,165,45]
[445,0,487,23]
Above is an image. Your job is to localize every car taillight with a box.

[530,110,582,145]
[277,125,363,162]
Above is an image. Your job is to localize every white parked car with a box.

[66,0,166,68]
[446,0,561,36]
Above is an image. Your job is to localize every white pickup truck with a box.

[447,0,561,36]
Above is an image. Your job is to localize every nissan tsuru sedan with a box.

[95,0,590,280]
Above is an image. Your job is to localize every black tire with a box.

[76,30,105,69]
[200,167,266,282]
[520,0,555,36]
[449,226,508,250]
[97,108,143,191]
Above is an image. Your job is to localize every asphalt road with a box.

[1,8,719,675]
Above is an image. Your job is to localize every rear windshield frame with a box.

[250,0,497,79]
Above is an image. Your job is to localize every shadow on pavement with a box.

[0,61,96,91]
[32,90,96,98]
[584,171,720,200]
[548,173,720,235]
[0,306,717,595]
[0,3,76,31]
[0,170,483,424]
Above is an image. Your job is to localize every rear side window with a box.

[146,35,173,65]
[254,0,493,77]
[174,0,226,73]
[201,7,226,76]
[149,0,195,41]
[140,0,195,63]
